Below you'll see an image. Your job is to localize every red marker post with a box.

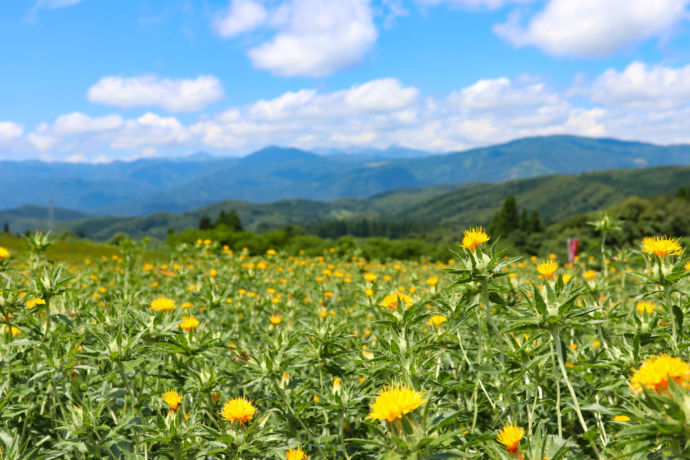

[567,238,579,262]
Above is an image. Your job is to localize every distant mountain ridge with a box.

[4,165,689,241]
[2,135,689,216]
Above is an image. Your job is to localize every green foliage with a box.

[198,215,213,230]
[1,220,689,457]
[488,196,520,237]
[216,209,243,232]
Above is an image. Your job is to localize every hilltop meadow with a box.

[1,225,689,458]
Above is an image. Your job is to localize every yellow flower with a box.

[4,325,20,336]
[642,236,682,258]
[333,377,341,392]
[427,315,447,328]
[630,354,690,394]
[613,415,630,422]
[592,340,601,349]
[26,298,46,309]
[267,249,277,256]
[636,301,657,315]
[561,274,573,283]
[461,227,490,251]
[380,293,413,311]
[179,316,200,331]
[221,397,257,423]
[367,384,426,422]
[286,446,308,460]
[497,423,525,453]
[583,270,596,280]
[269,315,282,325]
[426,275,439,287]
[536,261,558,280]
[162,390,182,412]
[150,296,175,311]
[363,272,377,282]
[0,246,9,260]
[180,301,193,309]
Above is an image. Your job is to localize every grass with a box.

[0,235,166,265]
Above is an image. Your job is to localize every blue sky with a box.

[2,0,690,161]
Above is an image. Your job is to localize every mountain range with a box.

[3,135,689,217]
[3,165,689,241]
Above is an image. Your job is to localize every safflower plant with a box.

[0,230,688,458]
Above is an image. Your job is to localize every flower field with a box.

[1,230,689,459]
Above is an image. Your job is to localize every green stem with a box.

[527,381,539,436]
[117,361,136,415]
[457,333,496,411]
[481,278,497,334]
[44,297,51,336]
[549,338,562,439]
[271,376,326,456]
[551,328,601,459]
[600,232,607,279]
[339,409,351,460]
[173,438,181,460]
[664,285,678,353]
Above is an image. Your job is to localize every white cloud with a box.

[87,75,225,112]
[330,131,377,145]
[27,124,60,152]
[13,69,690,161]
[32,0,83,10]
[452,76,560,110]
[591,61,690,109]
[343,78,419,112]
[65,154,87,163]
[187,76,574,151]
[213,0,268,38]
[248,78,418,121]
[417,0,532,10]
[0,122,24,140]
[110,113,190,150]
[561,108,607,137]
[53,112,123,135]
[495,0,690,57]
[190,120,246,149]
[249,89,318,121]
[214,0,378,77]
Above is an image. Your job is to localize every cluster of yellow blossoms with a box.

[139,230,687,459]
[630,354,690,395]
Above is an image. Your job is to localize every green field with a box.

[1,230,689,458]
